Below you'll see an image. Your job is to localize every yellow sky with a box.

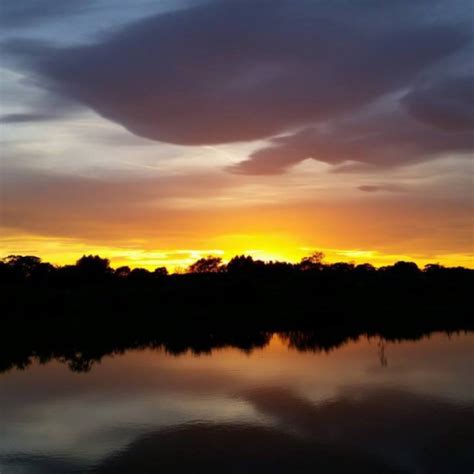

[2,230,472,271]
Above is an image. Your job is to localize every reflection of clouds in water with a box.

[95,421,400,474]
[240,386,473,473]
[6,385,469,473]
[0,376,264,464]
[0,333,472,473]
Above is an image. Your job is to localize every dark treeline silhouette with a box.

[1,253,472,314]
[1,253,472,373]
[2,252,472,289]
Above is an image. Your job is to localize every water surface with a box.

[1,331,473,473]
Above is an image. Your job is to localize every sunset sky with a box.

[1,0,473,270]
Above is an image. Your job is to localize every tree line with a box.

[1,252,471,373]
[1,252,472,285]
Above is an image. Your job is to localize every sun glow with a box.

[2,232,472,271]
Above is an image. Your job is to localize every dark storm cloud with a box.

[4,0,473,173]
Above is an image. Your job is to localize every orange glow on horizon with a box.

[2,232,472,271]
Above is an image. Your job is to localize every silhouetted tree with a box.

[265,261,294,275]
[226,255,265,274]
[328,262,355,272]
[355,263,376,273]
[299,252,325,271]
[3,255,42,277]
[29,262,55,284]
[380,261,419,275]
[154,267,168,276]
[424,263,442,273]
[1,255,55,283]
[77,255,111,271]
[75,255,112,283]
[188,256,222,273]
[392,261,419,273]
[0,261,12,283]
[115,266,131,278]
[128,268,152,282]
[354,263,376,286]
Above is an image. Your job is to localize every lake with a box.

[1,331,473,473]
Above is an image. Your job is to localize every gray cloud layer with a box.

[0,0,94,28]
[4,0,474,174]
[0,113,55,123]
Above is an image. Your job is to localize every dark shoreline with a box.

[2,254,472,373]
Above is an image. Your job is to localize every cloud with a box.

[357,184,406,193]
[402,75,474,131]
[1,167,234,212]
[231,97,473,174]
[357,184,383,193]
[358,185,382,193]
[4,0,473,174]
[2,164,472,261]
[0,0,95,28]
[0,113,55,124]
[0,167,240,239]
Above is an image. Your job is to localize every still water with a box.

[1,331,473,473]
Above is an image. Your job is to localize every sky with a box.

[0,0,473,270]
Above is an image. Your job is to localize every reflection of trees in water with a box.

[378,338,388,367]
[0,324,469,374]
[279,330,360,353]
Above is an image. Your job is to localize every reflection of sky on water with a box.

[0,332,473,473]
